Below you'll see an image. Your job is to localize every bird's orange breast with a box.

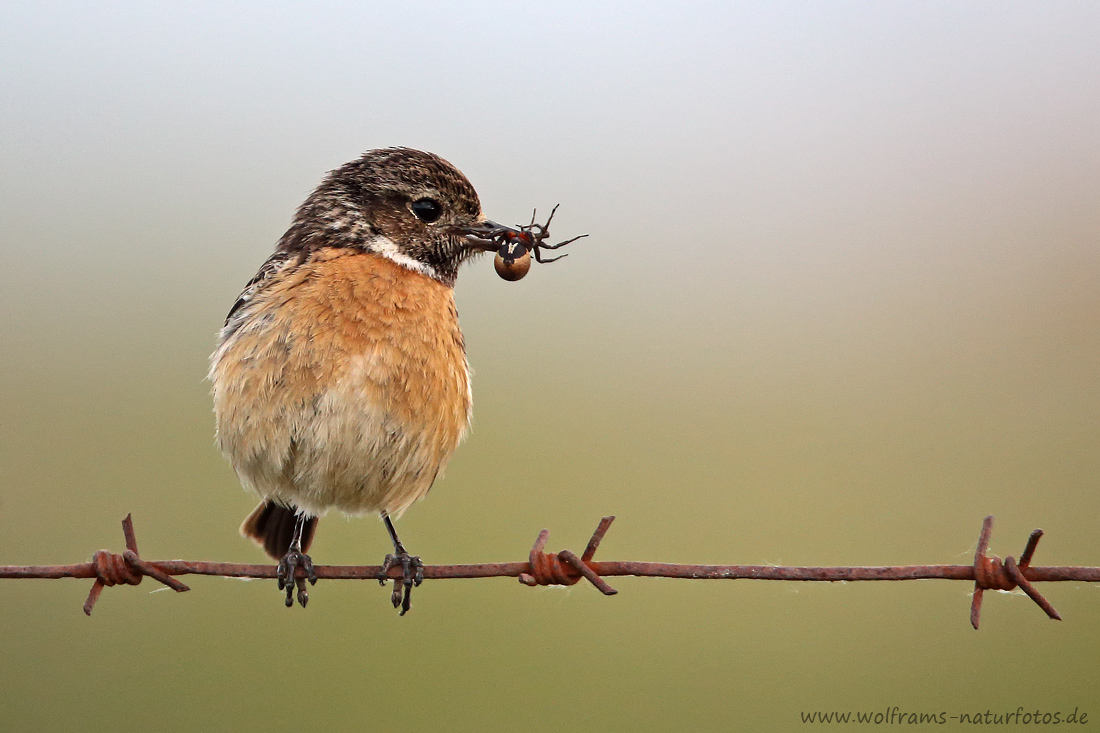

[211,248,471,517]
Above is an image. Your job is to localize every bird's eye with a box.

[411,198,443,223]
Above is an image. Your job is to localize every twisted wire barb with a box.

[2,514,1097,627]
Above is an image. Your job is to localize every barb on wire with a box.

[74,515,189,615]
[1,514,1097,627]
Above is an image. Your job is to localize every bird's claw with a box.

[277,548,317,608]
[377,550,423,616]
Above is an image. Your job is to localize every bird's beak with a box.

[458,219,521,252]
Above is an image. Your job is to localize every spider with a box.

[464,204,588,280]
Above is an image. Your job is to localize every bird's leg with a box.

[377,513,423,616]
[277,512,317,608]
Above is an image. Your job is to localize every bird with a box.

[209,147,537,613]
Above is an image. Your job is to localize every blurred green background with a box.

[1,2,1098,730]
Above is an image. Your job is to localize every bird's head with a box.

[279,147,518,286]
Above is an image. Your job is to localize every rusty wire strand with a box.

[1,514,1097,627]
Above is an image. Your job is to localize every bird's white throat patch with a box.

[366,234,442,281]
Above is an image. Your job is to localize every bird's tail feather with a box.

[240,500,318,560]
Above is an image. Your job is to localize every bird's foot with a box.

[377,549,423,616]
[277,548,317,608]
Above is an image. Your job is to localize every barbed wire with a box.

[1,514,1097,628]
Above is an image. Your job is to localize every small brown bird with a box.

[209,148,573,613]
